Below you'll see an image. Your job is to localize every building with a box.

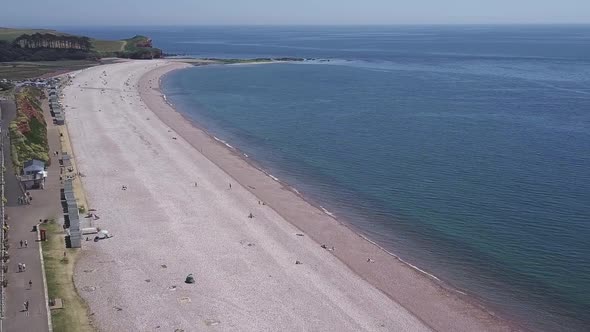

[62,179,82,248]
[23,159,45,175]
[55,114,65,125]
[60,152,72,169]
[21,160,47,190]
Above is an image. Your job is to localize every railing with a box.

[0,115,5,328]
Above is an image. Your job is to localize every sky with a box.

[1,0,589,26]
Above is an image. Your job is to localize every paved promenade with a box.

[1,98,62,332]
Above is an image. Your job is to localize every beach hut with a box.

[60,153,72,169]
[55,114,65,125]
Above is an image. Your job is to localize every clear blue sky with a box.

[2,0,589,26]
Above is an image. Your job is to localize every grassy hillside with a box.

[91,39,126,53]
[0,28,122,53]
[9,86,50,169]
[0,28,162,78]
[0,28,68,41]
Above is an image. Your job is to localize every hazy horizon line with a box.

[6,22,590,29]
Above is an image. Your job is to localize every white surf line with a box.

[320,206,336,218]
[356,232,442,282]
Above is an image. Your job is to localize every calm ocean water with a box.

[64,26,590,331]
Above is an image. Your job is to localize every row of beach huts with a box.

[49,86,65,125]
[52,81,100,248]
[51,82,82,247]
[62,179,82,248]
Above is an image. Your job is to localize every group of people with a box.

[17,193,32,205]
[17,241,30,272]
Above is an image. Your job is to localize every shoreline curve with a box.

[141,60,522,332]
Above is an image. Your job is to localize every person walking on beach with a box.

[18,263,22,272]
[28,280,32,289]
[25,300,29,311]
[22,263,26,272]
[229,183,232,190]
[24,240,28,248]
[20,240,23,248]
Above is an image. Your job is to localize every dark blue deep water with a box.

[64,26,590,331]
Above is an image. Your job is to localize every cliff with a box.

[114,35,163,59]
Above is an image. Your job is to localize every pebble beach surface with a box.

[64,60,516,332]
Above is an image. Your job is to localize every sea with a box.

[61,25,590,331]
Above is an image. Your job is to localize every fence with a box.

[0,107,6,327]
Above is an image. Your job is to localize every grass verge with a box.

[0,60,98,80]
[41,221,94,332]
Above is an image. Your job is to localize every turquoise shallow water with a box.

[65,26,590,331]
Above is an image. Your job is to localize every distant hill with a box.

[0,28,68,41]
[0,28,162,62]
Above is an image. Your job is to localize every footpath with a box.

[1,97,62,332]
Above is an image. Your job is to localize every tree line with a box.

[14,33,92,50]
[0,33,97,62]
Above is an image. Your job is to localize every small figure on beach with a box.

[121,185,127,191]
[194,182,198,187]
[18,263,22,272]
[321,244,327,249]
[22,263,26,271]
[24,240,28,248]
[248,213,254,219]
[367,258,375,263]
[295,260,302,265]
[28,280,32,288]
[20,240,23,248]
[23,301,28,311]
[229,183,232,190]
[185,274,195,284]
